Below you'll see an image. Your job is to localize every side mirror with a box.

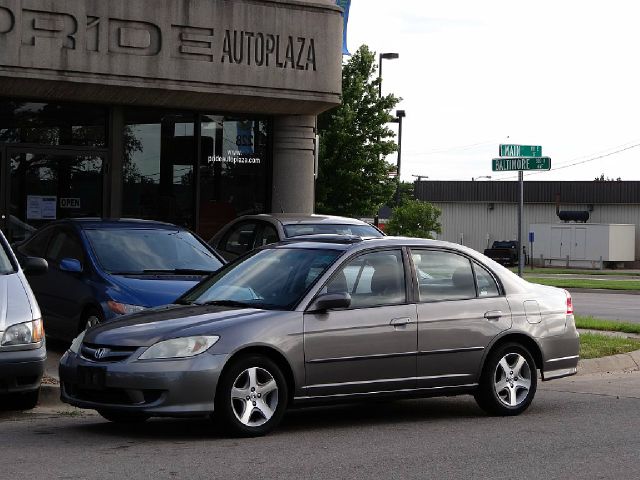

[307,292,351,312]
[59,258,83,273]
[22,256,48,276]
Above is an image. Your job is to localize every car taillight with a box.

[565,290,574,315]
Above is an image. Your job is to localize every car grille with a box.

[63,383,164,406]
[80,343,139,363]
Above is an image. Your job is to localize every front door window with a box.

[6,149,104,242]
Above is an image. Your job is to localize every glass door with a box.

[2,147,106,243]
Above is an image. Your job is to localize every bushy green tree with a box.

[386,200,442,238]
[316,45,400,217]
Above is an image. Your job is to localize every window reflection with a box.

[198,116,269,240]
[0,99,106,147]
[122,110,195,229]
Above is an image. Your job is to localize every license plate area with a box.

[77,366,107,389]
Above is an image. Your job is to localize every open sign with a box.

[60,198,81,209]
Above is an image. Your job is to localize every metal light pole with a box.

[378,52,399,98]
[394,109,406,205]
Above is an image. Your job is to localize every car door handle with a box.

[390,317,411,327]
[484,310,502,321]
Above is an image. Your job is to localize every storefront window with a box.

[122,110,195,229]
[198,115,269,240]
[0,99,106,147]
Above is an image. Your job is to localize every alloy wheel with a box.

[230,366,279,427]
[493,352,532,408]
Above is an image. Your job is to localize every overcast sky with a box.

[346,0,640,182]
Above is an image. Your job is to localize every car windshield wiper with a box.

[142,268,216,275]
[198,300,256,308]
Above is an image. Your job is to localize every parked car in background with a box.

[0,229,48,409]
[208,213,384,261]
[484,240,521,266]
[60,236,579,436]
[15,219,224,341]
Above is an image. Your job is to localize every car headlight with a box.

[138,336,220,360]
[1,319,44,347]
[69,330,86,354]
[107,301,146,315]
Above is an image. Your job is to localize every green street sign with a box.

[499,144,542,157]
[492,157,551,172]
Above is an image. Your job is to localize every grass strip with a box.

[513,267,640,276]
[527,277,640,291]
[579,332,640,359]
[575,315,640,334]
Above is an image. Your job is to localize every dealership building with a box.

[0,0,342,242]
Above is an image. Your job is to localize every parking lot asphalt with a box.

[1,371,639,480]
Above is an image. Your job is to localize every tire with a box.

[80,308,103,334]
[475,342,537,416]
[214,355,288,437]
[98,409,150,423]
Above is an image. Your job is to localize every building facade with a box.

[415,181,640,263]
[0,0,343,242]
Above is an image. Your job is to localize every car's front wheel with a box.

[475,342,537,416]
[215,355,288,437]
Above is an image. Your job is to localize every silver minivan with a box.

[0,230,47,409]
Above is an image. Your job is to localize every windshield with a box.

[284,223,382,238]
[85,228,223,274]
[0,240,15,275]
[181,247,342,310]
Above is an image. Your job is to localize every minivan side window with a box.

[411,250,476,302]
[19,227,54,257]
[220,222,258,256]
[46,230,84,265]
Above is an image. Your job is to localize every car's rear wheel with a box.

[475,342,537,416]
[214,355,288,437]
[97,409,150,423]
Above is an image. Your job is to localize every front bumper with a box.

[0,342,46,395]
[59,350,228,416]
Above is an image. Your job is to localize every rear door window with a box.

[411,250,476,302]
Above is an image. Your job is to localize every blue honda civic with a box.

[15,219,225,341]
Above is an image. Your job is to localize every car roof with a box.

[270,236,468,252]
[52,218,185,230]
[236,213,375,226]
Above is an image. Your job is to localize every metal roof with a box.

[414,181,640,204]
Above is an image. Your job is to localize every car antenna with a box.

[272,185,285,213]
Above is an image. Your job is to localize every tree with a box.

[315,45,400,217]
[594,173,622,182]
[396,181,415,205]
[385,200,442,239]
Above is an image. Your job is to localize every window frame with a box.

[315,247,412,310]
[407,247,505,304]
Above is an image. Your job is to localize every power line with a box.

[493,141,640,181]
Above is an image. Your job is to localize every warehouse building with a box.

[415,180,640,266]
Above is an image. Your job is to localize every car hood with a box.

[107,274,205,307]
[0,272,34,332]
[84,304,274,347]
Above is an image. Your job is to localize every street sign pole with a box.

[518,170,524,277]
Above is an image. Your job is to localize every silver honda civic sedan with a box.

[60,236,579,436]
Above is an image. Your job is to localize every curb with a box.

[34,349,640,410]
[577,349,640,376]
[567,288,640,296]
